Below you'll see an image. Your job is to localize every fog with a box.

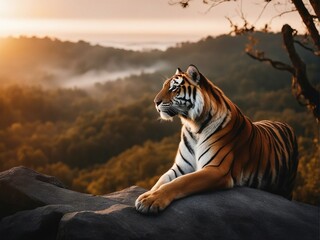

[0,36,171,90]
[0,64,166,89]
[59,62,168,88]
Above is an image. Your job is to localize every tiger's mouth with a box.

[164,109,178,117]
[156,106,178,120]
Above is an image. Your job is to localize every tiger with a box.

[135,65,299,214]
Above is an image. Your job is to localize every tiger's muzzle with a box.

[155,101,179,120]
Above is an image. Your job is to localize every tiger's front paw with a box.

[135,190,172,214]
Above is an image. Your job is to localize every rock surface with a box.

[0,166,318,240]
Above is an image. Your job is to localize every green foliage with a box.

[73,135,179,194]
[294,137,320,205]
[0,85,180,169]
[0,33,318,205]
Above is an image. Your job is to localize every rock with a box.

[0,166,144,240]
[0,166,122,218]
[0,166,318,240]
[1,205,73,240]
[0,166,65,218]
[57,188,318,240]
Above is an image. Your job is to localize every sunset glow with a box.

[0,18,225,36]
[0,0,307,50]
[0,17,230,50]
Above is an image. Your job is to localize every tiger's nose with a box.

[154,100,162,106]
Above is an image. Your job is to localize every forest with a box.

[0,32,319,205]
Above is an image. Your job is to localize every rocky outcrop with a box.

[0,166,318,240]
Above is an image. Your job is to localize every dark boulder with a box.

[0,166,121,218]
[0,166,318,240]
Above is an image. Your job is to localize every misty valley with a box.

[0,33,319,205]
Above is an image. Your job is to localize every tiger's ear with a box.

[186,65,201,84]
[175,67,183,75]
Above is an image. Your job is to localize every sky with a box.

[0,0,307,50]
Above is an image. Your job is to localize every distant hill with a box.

[1,33,318,88]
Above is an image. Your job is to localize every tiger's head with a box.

[154,65,202,121]
[154,65,231,132]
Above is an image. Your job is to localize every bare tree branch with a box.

[204,0,229,13]
[168,0,191,8]
[246,51,294,74]
[225,17,255,35]
[293,39,316,53]
[253,0,272,25]
[268,9,298,26]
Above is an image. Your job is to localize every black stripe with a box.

[216,115,227,131]
[209,87,221,104]
[204,128,249,168]
[186,128,195,140]
[287,126,295,145]
[176,164,185,175]
[202,144,223,167]
[177,97,192,105]
[198,147,210,161]
[222,98,232,111]
[203,146,233,167]
[197,112,213,134]
[264,124,284,152]
[183,133,194,156]
[171,169,178,178]
[262,129,275,189]
[192,87,197,101]
[179,150,193,168]
[273,124,292,154]
[243,124,256,169]
[199,113,228,146]
[203,117,246,167]
[187,86,192,97]
[199,119,238,160]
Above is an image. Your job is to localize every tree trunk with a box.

[282,24,320,121]
[292,0,320,52]
[309,0,320,19]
